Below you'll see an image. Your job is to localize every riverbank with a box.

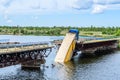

[0,26,120,36]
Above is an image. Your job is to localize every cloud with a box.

[3,0,58,14]
[94,0,120,5]
[72,0,93,10]
[92,4,107,14]
[0,0,120,15]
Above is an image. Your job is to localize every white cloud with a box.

[93,0,120,5]
[107,4,120,10]
[0,0,120,15]
[92,0,120,13]
[71,0,93,10]
[92,4,107,14]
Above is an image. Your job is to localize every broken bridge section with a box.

[0,42,53,68]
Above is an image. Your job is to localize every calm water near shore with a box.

[0,35,120,80]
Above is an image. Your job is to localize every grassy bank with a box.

[80,31,115,38]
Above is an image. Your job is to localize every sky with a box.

[0,0,120,27]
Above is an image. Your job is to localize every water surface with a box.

[0,35,120,80]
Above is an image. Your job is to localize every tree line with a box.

[0,26,120,36]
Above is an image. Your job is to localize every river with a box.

[0,35,120,80]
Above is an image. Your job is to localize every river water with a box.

[0,35,120,80]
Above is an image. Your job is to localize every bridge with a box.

[0,42,53,68]
[75,39,118,54]
[54,29,119,63]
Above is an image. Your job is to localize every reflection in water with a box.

[62,51,120,80]
[51,51,120,80]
